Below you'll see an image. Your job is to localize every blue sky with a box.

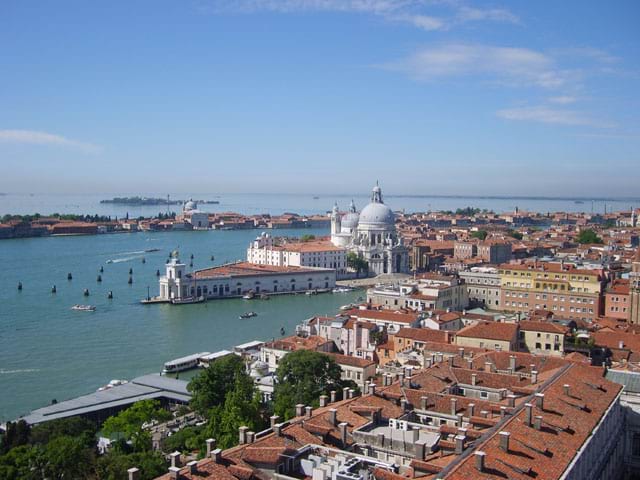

[1,0,639,196]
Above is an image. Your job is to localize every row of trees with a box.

[0,402,170,480]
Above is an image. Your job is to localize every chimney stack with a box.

[467,358,473,369]
[369,383,377,396]
[187,461,198,475]
[468,403,475,417]
[499,431,510,452]
[305,406,313,418]
[535,393,545,410]
[296,404,305,417]
[212,448,223,464]
[348,388,355,399]
[330,390,337,403]
[168,467,180,480]
[500,406,507,418]
[170,451,181,469]
[238,426,249,445]
[329,408,337,426]
[458,347,465,358]
[246,431,255,444]
[401,398,409,412]
[507,394,516,407]
[448,355,455,367]
[205,438,216,458]
[450,398,458,415]
[270,415,280,429]
[421,396,428,410]
[509,355,517,372]
[531,370,538,384]
[319,395,328,407]
[619,340,624,349]
[563,384,571,397]
[127,468,140,480]
[342,387,350,400]
[471,373,477,386]
[455,435,465,455]
[484,362,493,373]
[534,416,543,431]
[339,422,348,446]
[414,440,426,460]
[474,451,486,472]
[524,403,533,427]
[274,423,283,437]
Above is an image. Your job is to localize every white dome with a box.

[342,212,360,229]
[184,199,197,211]
[359,202,394,227]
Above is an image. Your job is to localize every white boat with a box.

[239,312,258,319]
[305,290,318,296]
[162,352,210,374]
[332,287,353,293]
[71,304,96,311]
[339,303,355,311]
[171,296,205,305]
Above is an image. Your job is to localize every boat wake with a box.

[107,255,145,264]
[0,368,40,375]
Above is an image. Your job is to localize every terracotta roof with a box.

[347,309,420,325]
[518,320,568,334]
[328,352,375,368]
[395,328,450,344]
[455,322,518,342]
[193,261,333,279]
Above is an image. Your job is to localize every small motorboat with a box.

[242,292,255,300]
[71,304,96,311]
[145,248,160,252]
[332,287,353,293]
[239,312,258,319]
[305,290,318,296]
[260,294,270,300]
[339,303,355,311]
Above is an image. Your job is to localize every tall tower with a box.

[330,202,341,237]
[630,248,640,325]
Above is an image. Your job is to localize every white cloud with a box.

[200,0,519,31]
[496,106,613,128]
[385,43,569,88]
[547,95,577,104]
[0,129,101,153]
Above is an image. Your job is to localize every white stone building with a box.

[330,183,409,275]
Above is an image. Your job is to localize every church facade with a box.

[330,183,409,276]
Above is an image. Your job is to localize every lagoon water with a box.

[0,227,362,421]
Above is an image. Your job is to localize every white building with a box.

[330,183,409,275]
[246,233,348,277]
[181,198,209,229]
[158,254,336,301]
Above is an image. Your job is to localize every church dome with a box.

[358,183,394,227]
[184,199,197,211]
[359,202,394,227]
[341,212,360,230]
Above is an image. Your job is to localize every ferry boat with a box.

[171,296,205,305]
[71,304,96,311]
[239,311,258,319]
[162,352,210,374]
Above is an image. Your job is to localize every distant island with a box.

[100,196,220,206]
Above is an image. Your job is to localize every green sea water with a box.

[0,228,360,421]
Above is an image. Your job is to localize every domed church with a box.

[330,182,409,275]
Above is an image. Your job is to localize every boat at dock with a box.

[162,352,210,374]
[242,292,255,300]
[171,296,205,305]
[239,311,258,319]
[332,287,353,293]
[339,303,356,311]
[305,290,318,296]
[71,304,96,311]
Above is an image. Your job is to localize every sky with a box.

[1,0,639,196]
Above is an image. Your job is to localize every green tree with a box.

[470,230,488,240]
[346,252,368,277]
[300,234,316,242]
[41,435,94,479]
[102,400,171,452]
[507,230,523,240]
[0,420,31,454]
[30,417,97,449]
[273,350,356,420]
[188,354,248,415]
[96,451,167,480]
[576,229,603,244]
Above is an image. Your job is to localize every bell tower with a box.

[630,248,640,324]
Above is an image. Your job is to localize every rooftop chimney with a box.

[295,404,305,417]
[455,435,465,455]
[339,422,349,446]
[170,451,181,469]
[563,384,571,397]
[401,398,409,412]
[187,461,198,475]
[319,395,328,407]
[274,423,283,437]
[499,431,510,452]
[524,403,533,427]
[205,438,216,458]
[305,406,313,418]
[480,410,489,418]
[238,426,249,445]
[421,396,428,410]
[531,370,538,384]
[475,451,486,472]
[348,388,355,399]
[450,398,458,415]
[471,373,477,386]
[329,408,337,426]
[342,387,350,400]
[507,394,516,407]
[330,390,337,403]
[619,340,624,349]
[458,347,465,358]
[246,431,255,444]
[127,468,140,480]
[270,415,280,429]
[509,355,517,372]
[467,358,473,369]
[484,362,493,373]
[468,403,475,417]
[535,393,545,410]
[534,416,543,431]
[500,406,508,418]
[369,383,377,396]
[168,466,180,480]
[212,448,223,464]
[415,440,426,460]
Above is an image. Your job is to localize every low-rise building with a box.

[455,321,519,352]
[517,320,568,356]
[459,267,501,309]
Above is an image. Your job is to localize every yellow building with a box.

[499,262,603,322]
